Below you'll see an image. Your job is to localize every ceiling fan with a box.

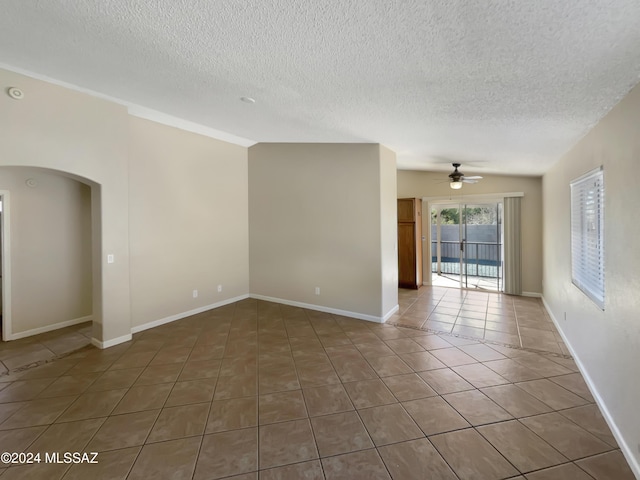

[448,163,482,189]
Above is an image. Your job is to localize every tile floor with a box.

[0,290,635,479]
[390,286,569,355]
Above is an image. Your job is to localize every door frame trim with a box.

[0,191,12,341]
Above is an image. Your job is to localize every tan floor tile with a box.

[480,384,553,418]
[177,359,221,381]
[15,360,77,381]
[259,460,323,480]
[134,363,183,385]
[331,358,378,382]
[1,395,77,430]
[343,379,397,409]
[512,354,572,377]
[381,373,436,401]
[297,363,341,388]
[259,419,318,469]
[206,396,257,433]
[302,384,353,416]
[311,411,373,457]
[559,404,618,447]
[418,368,474,394]
[357,403,423,446]
[36,373,100,398]
[0,462,69,480]
[220,356,258,377]
[520,412,612,460]
[378,438,457,480]
[87,409,159,451]
[366,355,413,377]
[149,347,192,366]
[412,335,453,350]
[483,358,545,382]
[214,373,257,399]
[259,390,308,425]
[384,338,425,354]
[548,373,595,402]
[451,363,510,388]
[524,462,595,479]
[258,369,300,394]
[484,330,521,346]
[0,402,27,424]
[515,379,589,410]
[321,449,391,480]
[61,446,140,480]
[477,419,567,472]
[574,450,636,480]
[27,418,105,455]
[165,378,216,407]
[430,428,519,480]
[443,390,512,426]
[147,403,209,442]
[86,367,144,392]
[399,351,446,371]
[0,378,56,403]
[0,426,47,452]
[109,351,155,370]
[451,324,486,338]
[194,428,258,479]
[458,343,507,362]
[429,347,478,367]
[56,389,127,422]
[128,436,201,480]
[112,383,173,414]
[403,396,470,435]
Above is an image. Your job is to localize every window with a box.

[570,167,605,309]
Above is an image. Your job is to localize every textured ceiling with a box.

[1,1,640,175]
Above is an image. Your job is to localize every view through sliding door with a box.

[431,202,503,291]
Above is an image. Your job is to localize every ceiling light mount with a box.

[240,96,255,104]
[7,87,24,100]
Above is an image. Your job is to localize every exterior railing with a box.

[431,241,501,278]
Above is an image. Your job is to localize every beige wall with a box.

[542,83,640,474]
[0,168,92,334]
[249,143,398,320]
[0,68,251,345]
[128,117,249,328]
[379,146,399,316]
[397,170,543,294]
[0,68,131,345]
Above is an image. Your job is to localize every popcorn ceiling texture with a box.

[1,1,640,174]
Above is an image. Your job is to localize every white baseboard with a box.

[522,291,542,298]
[130,294,250,334]
[250,294,390,323]
[91,333,132,349]
[382,305,400,322]
[541,296,640,479]
[7,315,92,341]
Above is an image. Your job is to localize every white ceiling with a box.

[1,1,640,175]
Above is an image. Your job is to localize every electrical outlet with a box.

[107,254,115,264]
[217,285,222,293]
[315,287,320,295]
[192,290,198,298]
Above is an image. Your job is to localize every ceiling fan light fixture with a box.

[450,181,463,190]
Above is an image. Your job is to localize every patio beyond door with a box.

[431,203,502,291]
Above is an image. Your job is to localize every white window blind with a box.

[570,167,605,309]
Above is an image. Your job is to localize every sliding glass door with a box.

[431,203,502,290]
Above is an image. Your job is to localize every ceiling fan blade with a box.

[463,176,483,180]
[462,178,479,183]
